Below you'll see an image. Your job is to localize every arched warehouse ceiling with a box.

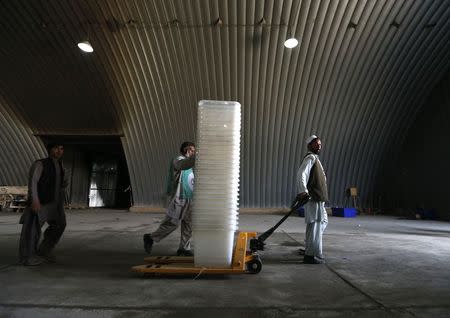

[0,0,449,209]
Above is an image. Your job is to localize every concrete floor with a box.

[0,210,449,318]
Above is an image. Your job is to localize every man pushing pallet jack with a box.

[132,134,328,274]
[132,194,310,275]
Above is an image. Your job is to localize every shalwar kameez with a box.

[146,155,195,252]
[19,158,66,265]
[297,150,328,261]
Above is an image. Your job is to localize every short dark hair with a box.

[46,142,63,153]
[180,141,195,155]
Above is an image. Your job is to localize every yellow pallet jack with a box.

[132,231,262,275]
[132,195,308,276]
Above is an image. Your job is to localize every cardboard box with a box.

[349,187,357,196]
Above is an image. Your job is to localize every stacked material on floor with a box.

[192,100,241,267]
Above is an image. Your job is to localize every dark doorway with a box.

[88,154,131,208]
[39,135,132,209]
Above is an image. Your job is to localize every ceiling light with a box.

[77,41,94,53]
[284,37,298,49]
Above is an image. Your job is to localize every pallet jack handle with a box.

[249,194,310,252]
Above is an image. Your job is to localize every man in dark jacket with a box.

[19,142,67,266]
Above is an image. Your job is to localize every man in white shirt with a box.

[296,135,328,264]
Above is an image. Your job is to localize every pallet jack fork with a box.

[132,195,309,276]
[132,232,263,275]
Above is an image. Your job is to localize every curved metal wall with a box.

[0,95,46,185]
[0,0,449,208]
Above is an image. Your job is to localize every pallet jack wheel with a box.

[246,256,262,274]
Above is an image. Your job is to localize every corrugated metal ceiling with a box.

[0,0,449,208]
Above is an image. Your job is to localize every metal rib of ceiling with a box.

[0,95,46,185]
[0,1,449,208]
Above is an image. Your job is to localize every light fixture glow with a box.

[284,37,298,48]
[77,41,94,53]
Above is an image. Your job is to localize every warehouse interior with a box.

[0,0,449,317]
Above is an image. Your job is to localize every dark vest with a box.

[37,158,64,204]
[305,154,328,202]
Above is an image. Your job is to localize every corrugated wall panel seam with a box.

[114,1,157,203]
[356,0,436,199]
[126,29,165,174]
[278,0,312,205]
[130,4,168,151]
[141,0,180,148]
[133,1,177,199]
[302,0,340,198]
[94,1,146,203]
[161,3,194,135]
[178,1,204,127]
[350,0,406,189]
[251,4,264,207]
[352,1,418,188]
[265,0,286,206]
[102,27,149,204]
[0,110,20,182]
[307,0,350,200]
[366,1,447,175]
[296,0,323,166]
[288,0,330,204]
[122,1,167,186]
[145,0,184,159]
[262,2,286,207]
[394,5,450,127]
[378,8,450,168]
[285,0,318,207]
[242,1,255,207]
[303,0,336,139]
[315,0,358,147]
[402,40,450,130]
[337,0,398,201]
[254,0,269,206]
[221,0,231,101]
[325,0,380,202]
[0,98,45,185]
[309,0,346,131]
[329,0,384,201]
[1,0,450,208]
[82,3,139,149]
[256,4,272,207]
[0,91,45,164]
[213,1,225,102]
[320,0,362,151]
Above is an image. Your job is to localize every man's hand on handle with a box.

[296,192,309,201]
[291,192,310,210]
